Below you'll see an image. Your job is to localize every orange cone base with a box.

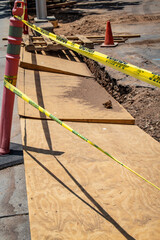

[100,42,118,47]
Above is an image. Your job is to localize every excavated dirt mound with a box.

[55,13,160,35]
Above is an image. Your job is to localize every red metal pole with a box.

[23,0,28,34]
[0,1,24,155]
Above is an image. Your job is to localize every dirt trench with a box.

[84,58,160,142]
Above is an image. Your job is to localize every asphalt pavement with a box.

[95,22,160,88]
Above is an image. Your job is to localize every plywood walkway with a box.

[18,49,160,239]
[20,49,93,78]
[18,68,134,124]
[21,119,160,240]
[19,48,134,124]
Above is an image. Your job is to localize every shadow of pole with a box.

[31,53,53,151]
[54,155,135,240]
[24,149,135,240]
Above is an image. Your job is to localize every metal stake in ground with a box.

[23,0,28,34]
[0,0,24,155]
[35,0,47,20]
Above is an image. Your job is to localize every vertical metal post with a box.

[23,0,28,34]
[35,0,47,20]
[0,0,24,155]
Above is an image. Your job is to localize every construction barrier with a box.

[4,78,160,191]
[15,15,160,88]
[0,2,24,154]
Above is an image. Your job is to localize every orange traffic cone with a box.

[101,21,118,47]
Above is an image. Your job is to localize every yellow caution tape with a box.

[15,15,160,88]
[4,75,17,86]
[22,0,25,21]
[4,78,160,191]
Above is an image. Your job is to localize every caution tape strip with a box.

[15,15,160,88]
[4,75,17,86]
[4,78,160,191]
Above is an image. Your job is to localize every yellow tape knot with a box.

[4,75,17,86]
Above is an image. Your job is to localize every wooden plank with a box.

[113,34,141,38]
[85,34,141,39]
[22,34,131,53]
[20,49,93,78]
[32,37,43,40]
[23,35,35,52]
[20,119,160,240]
[17,68,134,124]
[76,35,94,48]
[42,35,55,50]
[63,35,126,43]
[23,36,66,52]
[44,44,66,51]
[32,41,46,45]
[60,49,83,62]
[65,36,79,40]
[89,39,126,44]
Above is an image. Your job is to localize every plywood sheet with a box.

[17,68,134,124]
[20,48,93,78]
[21,119,160,240]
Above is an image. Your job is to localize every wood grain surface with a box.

[17,68,134,124]
[20,48,93,78]
[21,119,160,240]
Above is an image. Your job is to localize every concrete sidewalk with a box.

[0,1,30,239]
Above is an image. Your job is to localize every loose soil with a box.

[54,13,160,36]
